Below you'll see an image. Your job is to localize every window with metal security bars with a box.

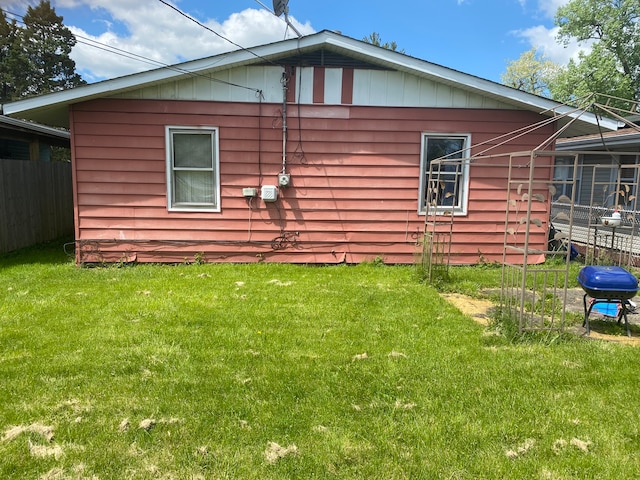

[419,133,470,215]
[552,156,580,203]
[618,154,639,208]
[165,126,220,212]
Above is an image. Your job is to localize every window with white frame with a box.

[419,134,470,214]
[165,126,220,212]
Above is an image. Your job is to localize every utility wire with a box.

[0,7,262,93]
[156,0,280,67]
[75,35,259,92]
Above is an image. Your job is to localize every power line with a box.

[156,0,280,67]
[74,35,260,92]
[0,7,262,94]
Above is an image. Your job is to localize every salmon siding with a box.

[70,98,554,264]
[3,32,617,264]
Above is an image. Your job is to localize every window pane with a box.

[424,137,466,210]
[426,138,464,161]
[173,133,213,168]
[552,160,574,201]
[174,171,215,204]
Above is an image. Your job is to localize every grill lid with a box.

[578,266,639,293]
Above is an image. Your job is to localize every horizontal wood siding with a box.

[71,98,554,264]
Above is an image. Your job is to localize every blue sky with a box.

[1,0,583,84]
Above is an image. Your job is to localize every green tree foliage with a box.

[0,12,30,102]
[0,0,85,103]
[554,0,640,106]
[502,0,640,109]
[550,43,635,109]
[501,48,560,96]
[22,0,85,96]
[363,32,405,53]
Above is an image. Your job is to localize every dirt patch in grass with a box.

[505,438,535,459]
[440,293,494,326]
[1,423,54,443]
[264,442,298,464]
[441,289,640,345]
[29,441,63,460]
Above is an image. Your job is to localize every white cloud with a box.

[536,0,568,18]
[515,25,591,64]
[61,1,314,82]
[512,0,593,66]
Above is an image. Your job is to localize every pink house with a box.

[3,31,617,264]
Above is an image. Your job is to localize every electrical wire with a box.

[257,91,265,185]
[156,0,280,67]
[76,36,259,92]
[0,7,262,94]
[293,65,308,164]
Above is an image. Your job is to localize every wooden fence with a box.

[0,159,73,253]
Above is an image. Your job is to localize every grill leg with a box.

[621,302,631,337]
[582,293,591,335]
[585,297,632,337]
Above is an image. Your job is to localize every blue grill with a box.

[578,266,639,337]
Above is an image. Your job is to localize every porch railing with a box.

[551,202,640,262]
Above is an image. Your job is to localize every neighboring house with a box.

[552,125,640,255]
[554,126,640,207]
[0,115,73,253]
[2,31,618,264]
[0,115,70,161]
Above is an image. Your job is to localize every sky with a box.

[0,0,588,85]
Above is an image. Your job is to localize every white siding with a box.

[298,67,314,104]
[324,68,343,104]
[112,65,515,110]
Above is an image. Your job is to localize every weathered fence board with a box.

[0,159,73,253]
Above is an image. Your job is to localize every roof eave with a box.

[316,35,620,134]
[2,30,620,135]
[0,115,70,141]
[557,131,640,150]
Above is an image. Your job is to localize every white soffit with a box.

[2,30,619,134]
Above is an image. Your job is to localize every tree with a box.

[363,32,405,53]
[501,0,640,109]
[501,48,560,97]
[0,12,30,103]
[0,0,85,103]
[21,0,85,97]
[554,0,640,105]
[549,43,635,109]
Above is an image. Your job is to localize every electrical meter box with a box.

[278,173,291,187]
[261,185,278,202]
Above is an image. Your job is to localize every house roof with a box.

[0,115,70,147]
[1,30,620,136]
[556,125,640,150]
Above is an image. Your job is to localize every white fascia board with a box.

[0,115,69,139]
[2,30,619,133]
[1,45,287,117]
[1,35,331,118]
[2,58,222,116]
[319,33,619,132]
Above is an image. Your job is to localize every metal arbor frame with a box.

[500,150,576,333]
[422,95,640,333]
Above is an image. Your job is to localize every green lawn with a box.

[1,241,639,479]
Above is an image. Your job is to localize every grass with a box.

[1,241,640,478]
